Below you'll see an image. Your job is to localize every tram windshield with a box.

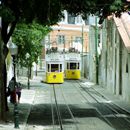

[67,62,79,70]
[47,64,62,72]
[51,64,59,72]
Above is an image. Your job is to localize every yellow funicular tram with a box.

[65,47,81,79]
[45,47,64,83]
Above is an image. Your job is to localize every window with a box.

[51,64,59,72]
[77,63,79,69]
[75,15,82,24]
[67,62,80,70]
[68,14,75,24]
[47,64,50,72]
[70,63,77,69]
[75,37,82,43]
[67,63,69,69]
[43,35,50,43]
[57,35,65,44]
[60,64,62,72]
[126,59,128,73]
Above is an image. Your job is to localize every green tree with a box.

[12,22,50,67]
[0,0,129,121]
[12,22,51,89]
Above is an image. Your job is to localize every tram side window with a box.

[51,64,59,72]
[60,64,62,72]
[47,64,50,72]
[70,63,76,69]
[67,63,69,69]
[77,63,79,69]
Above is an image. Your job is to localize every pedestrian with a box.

[7,77,17,104]
[16,82,22,103]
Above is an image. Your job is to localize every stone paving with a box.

[0,74,130,130]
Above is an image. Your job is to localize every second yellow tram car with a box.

[65,47,81,79]
[45,47,64,83]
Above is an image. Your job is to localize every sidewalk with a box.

[0,77,36,130]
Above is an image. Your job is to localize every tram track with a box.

[90,86,130,119]
[59,83,79,130]
[25,79,130,130]
[50,84,63,130]
[76,80,130,130]
[67,80,114,128]
[50,83,80,130]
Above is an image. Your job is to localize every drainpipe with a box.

[48,34,50,49]
[95,16,98,84]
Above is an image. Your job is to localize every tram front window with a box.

[51,64,59,72]
[70,63,76,69]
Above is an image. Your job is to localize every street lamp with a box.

[9,42,18,79]
[8,41,19,129]
[26,53,30,89]
[81,24,84,77]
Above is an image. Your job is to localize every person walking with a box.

[16,82,22,103]
[7,77,17,104]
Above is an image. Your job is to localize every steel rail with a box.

[50,85,56,130]
[91,86,130,118]
[65,80,114,128]
[77,81,130,129]
[89,86,130,125]
[59,83,79,130]
[52,84,63,130]
[75,81,115,129]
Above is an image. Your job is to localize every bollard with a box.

[14,103,19,128]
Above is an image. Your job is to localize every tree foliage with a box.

[61,0,130,23]
[1,0,130,45]
[12,22,51,68]
[1,0,130,26]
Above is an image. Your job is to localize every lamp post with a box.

[81,24,84,77]
[9,41,19,129]
[26,53,30,89]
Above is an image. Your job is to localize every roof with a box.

[113,12,130,53]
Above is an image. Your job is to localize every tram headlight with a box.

[72,72,75,75]
[53,75,56,79]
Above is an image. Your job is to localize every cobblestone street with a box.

[0,73,130,130]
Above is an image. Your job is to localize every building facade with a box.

[41,10,89,76]
[89,13,130,102]
[44,10,89,53]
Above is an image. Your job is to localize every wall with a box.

[49,24,89,53]
[89,14,130,102]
